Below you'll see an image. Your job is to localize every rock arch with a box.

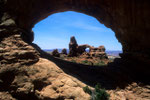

[0,0,150,79]
[0,0,150,99]
[1,0,150,59]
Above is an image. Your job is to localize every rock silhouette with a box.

[61,48,67,55]
[68,36,78,57]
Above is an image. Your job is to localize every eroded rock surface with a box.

[0,57,90,100]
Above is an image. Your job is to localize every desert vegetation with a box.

[83,83,110,100]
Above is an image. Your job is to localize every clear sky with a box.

[33,11,122,51]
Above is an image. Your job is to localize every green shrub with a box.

[81,60,89,64]
[81,60,93,65]
[83,83,110,100]
[94,83,110,100]
[71,59,76,63]
[94,61,106,66]
[83,86,92,95]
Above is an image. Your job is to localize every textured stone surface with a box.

[0,58,90,100]
[0,34,39,67]
[109,83,150,100]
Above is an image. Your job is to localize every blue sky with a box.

[33,11,122,51]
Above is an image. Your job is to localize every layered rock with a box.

[0,33,39,67]
[89,46,108,59]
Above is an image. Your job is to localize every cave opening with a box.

[33,11,122,66]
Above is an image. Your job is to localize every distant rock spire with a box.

[68,36,78,57]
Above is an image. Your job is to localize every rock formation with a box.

[52,49,60,57]
[68,36,78,57]
[61,48,67,55]
[68,36,108,59]
[0,0,150,99]
[1,0,150,64]
[98,46,106,52]
[89,46,108,59]
[77,44,91,55]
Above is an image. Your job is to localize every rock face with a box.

[0,0,150,99]
[68,36,78,57]
[0,34,39,67]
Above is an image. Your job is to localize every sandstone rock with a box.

[52,49,60,57]
[0,58,91,100]
[77,44,91,55]
[89,46,108,59]
[0,34,39,67]
[68,36,78,57]
[98,45,106,52]
[109,83,150,100]
[0,92,16,100]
